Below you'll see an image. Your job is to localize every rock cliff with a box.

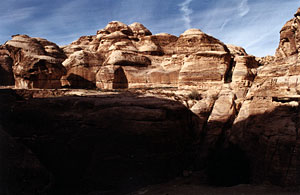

[1,7,300,195]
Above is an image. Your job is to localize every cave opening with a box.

[207,144,250,187]
[113,67,128,89]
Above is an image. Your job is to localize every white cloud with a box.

[178,0,193,29]
[238,0,250,17]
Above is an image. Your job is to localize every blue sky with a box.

[0,0,299,56]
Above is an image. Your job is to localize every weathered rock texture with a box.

[5,35,66,89]
[60,22,235,90]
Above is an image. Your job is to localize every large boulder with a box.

[5,35,66,89]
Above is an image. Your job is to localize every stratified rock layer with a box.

[61,22,234,90]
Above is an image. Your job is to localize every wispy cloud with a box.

[238,0,250,17]
[178,0,193,29]
[0,7,36,24]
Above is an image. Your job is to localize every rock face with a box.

[275,11,300,63]
[0,90,200,193]
[221,8,300,187]
[0,89,52,194]
[0,21,251,91]
[5,35,66,89]
[0,127,52,195]
[0,46,14,86]
[62,22,235,90]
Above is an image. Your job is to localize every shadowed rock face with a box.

[0,127,52,195]
[0,46,14,86]
[0,89,200,194]
[0,90,52,195]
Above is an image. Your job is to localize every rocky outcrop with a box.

[222,8,300,187]
[0,21,256,92]
[62,22,239,91]
[129,22,152,37]
[275,10,300,63]
[177,29,231,90]
[5,35,66,89]
[0,90,200,193]
[0,46,14,86]
[61,50,104,88]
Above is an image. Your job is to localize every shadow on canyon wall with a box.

[66,73,96,89]
[0,65,14,86]
[0,89,299,194]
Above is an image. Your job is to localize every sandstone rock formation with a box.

[5,35,66,89]
[62,22,236,91]
[275,10,300,63]
[223,8,300,187]
[1,7,300,195]
[0,46,14,86]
